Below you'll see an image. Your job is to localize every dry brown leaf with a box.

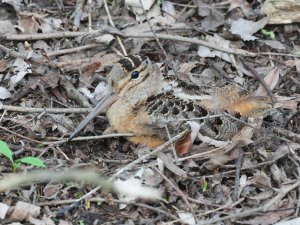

[197,35,231,62]
[230,17,268,41]
[43,183,62,199]
[17,16,40,34]
[0,59,7,72]
[204,148,240,170]
[80,61,102,84]
[9,201,40,221]
[158,152,187,178]
[248,189,274,204]
[175,131,193,155]
[249,171,272,189]
[49,114,74,133]
[255,67,280,96]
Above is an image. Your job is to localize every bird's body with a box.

[70,55,271,153]
[104,55,271,151]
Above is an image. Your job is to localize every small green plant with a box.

[261,29,275,39]
[201,180,208,192]
[0,140,46,172]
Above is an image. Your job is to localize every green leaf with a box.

[202,180,208,192]
[261,29,275,39]
[0,140,14,163]
[16,157,46,168]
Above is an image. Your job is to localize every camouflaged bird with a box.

[70,55,271,154]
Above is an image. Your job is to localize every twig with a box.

[103,0,127,56]
[3,30,298,58]
[53,133,134,142]
[232,149,244,201]
[164,124,178,163]
[1,105,93,114]
[230,54,243,77]
[2,29,299,58]
[154,167,192,210]
[272,126,300,142]
[120,33,257,57]
[0,125,133,145]
[138,0,167,58]
[47,44,106,57]
[239,57,276,105]
[1,30,100,41]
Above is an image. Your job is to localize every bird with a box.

[69,55,271,154]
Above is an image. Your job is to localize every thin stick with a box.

[164,124,178,163]
[47,44,106,57]
[154,167,192,210]
[1,105,93,113]
[138,0,167,58]
[239,57,276,105]
[232,149,244,201]
[1,30,100,41]
[0,125,133,145]
[103,0,127,56]
[121,33,257,57]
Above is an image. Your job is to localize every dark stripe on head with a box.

[128,55,146,66]
[118,58,135,72]
[118,55,146,72]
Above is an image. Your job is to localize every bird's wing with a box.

[134,92,240,141]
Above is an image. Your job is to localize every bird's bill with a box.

[69,92,118,140]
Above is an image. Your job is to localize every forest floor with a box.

[0,0,300,224]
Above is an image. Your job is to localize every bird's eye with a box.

[131,71,140,80]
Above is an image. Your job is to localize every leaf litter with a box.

[0,0,300,224]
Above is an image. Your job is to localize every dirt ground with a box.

[0,0,300,224]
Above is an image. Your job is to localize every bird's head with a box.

[108,55,161,96]
[69,54,162,139]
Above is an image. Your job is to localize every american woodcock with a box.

[70,55,271,154]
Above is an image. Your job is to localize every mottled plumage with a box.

[70,55,271,153]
